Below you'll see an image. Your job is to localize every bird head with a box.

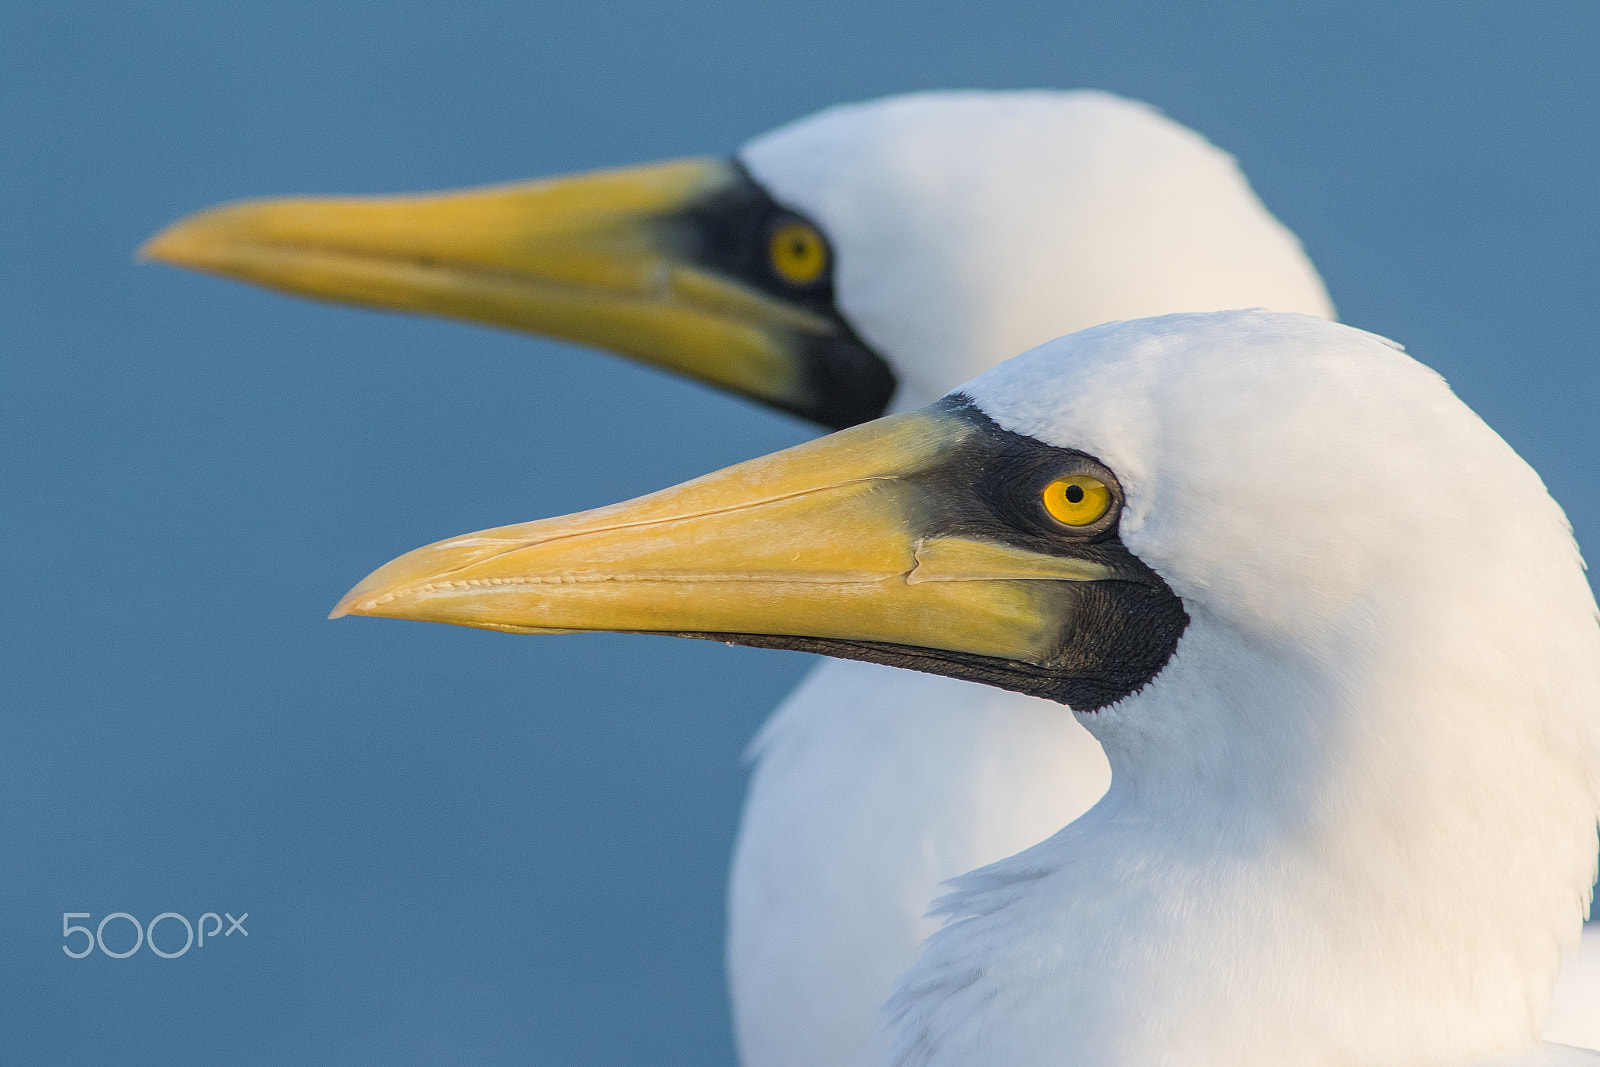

[330,311,1596,745]
[143,91,1332,427]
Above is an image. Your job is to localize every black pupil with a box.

[1064,484,1085,504]
[791,237,808,256]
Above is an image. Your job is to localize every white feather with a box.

[885,311,1600,1066]
[728,89,1339,1067]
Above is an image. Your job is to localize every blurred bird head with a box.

[143,91,1332,428]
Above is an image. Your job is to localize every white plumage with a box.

[883,311,1600,1066]
[728,90,1339,1067]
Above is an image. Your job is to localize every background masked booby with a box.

[334,310,1600,1066]
[144,91,1598,1059]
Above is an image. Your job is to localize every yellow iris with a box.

[1042,475,1112,527]
[769,221,827,285]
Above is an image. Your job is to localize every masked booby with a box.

[145,91,1347,1065]
[143,92,1597,1056]
[333,310,1600,1066]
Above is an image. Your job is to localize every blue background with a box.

[3,2,1596,1063]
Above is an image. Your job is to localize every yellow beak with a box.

[332,408,1117,671]
[143,158,890,427]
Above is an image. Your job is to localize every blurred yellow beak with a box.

[143,158,862,422]
[332,408,1114,667]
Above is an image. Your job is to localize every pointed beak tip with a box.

[328,586,373,620]
[138,223,199,267]
[136,233,169,264]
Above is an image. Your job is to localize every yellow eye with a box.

[1042,475,1112,527]
[769,221,827,285]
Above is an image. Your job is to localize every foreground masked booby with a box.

[144,92,1597,1056]
[335,310,1599,1066]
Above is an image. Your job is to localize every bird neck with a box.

[892,602,1599,1067]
